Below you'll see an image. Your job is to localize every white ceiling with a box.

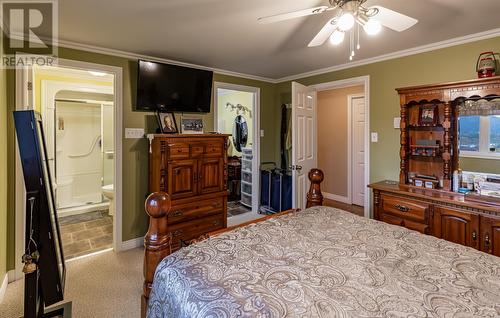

[57,0,500,80]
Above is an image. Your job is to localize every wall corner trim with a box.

[275,27,500,83]
[120,236,144,251]
[0,272,8,304]
[55,39,277,84]
[55,27,500,84]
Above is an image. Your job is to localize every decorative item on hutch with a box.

[476,52,498,78]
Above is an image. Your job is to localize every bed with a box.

[142,169,500,317]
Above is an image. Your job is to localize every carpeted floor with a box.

[0,248,143,318]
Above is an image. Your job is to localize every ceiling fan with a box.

[258,0,418,60]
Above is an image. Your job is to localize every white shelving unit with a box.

[240,147,253,208]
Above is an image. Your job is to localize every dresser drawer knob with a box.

[172,210,183,217]
[173,230,183,237]
[212,220,221,226]
[395,204,410,212]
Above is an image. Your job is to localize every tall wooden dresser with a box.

[147,134,230,251]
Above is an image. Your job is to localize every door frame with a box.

[14,58,123,281]
[213,82,261,213]
[310,75,371,218]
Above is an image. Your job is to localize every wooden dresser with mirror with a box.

[370,77,500,257]
[147,134,230,251]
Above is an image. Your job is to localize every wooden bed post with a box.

[142,192,172,317]
[306,168,324,208]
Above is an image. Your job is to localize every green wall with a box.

[5,36,500,270]
[5,47,280,270]
[277,36,500,183]
[0,46,7,283]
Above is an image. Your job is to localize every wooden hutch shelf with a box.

[370,77,500,258]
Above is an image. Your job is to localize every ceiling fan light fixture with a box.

[329,30,345,45]
[337,12,355,31]
[363,18,381,35]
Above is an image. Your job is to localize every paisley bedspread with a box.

[147,206,500,318]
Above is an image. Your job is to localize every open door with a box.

[291,82,317,209]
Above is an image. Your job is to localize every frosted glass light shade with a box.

[337,13,355,31]
[363,19,382,35]
[329,30,345,45]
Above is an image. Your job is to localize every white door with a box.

[351,96,365,206]
[291,82,317,209]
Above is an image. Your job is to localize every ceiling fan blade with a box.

[308,18,337,47]
[258,6,329,24]
[370,6,418,32]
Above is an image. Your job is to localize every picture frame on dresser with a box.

[156,110,178,134]
[181,118,204,134]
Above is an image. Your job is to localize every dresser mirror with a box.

[457,97,500,196]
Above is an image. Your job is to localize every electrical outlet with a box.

[371,132,378,143]
[125,128,145,139]
[260,129,265,137]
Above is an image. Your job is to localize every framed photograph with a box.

[156,111,178,134]
[419,105,438,126]
[181,118,204,134]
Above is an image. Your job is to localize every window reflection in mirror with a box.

[458,97,500,175]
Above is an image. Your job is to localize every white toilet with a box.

[102,184,114,216]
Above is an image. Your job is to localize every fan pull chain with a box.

[357,23,360,50]
[349,27,355,61]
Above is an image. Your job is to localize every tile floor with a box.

[59,210,113,260]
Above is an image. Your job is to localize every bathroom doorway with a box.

[214,82,261,226]
[14,60,123,278]
[38,66,115,260]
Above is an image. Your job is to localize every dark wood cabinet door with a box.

[167,159,198,199]
[480,215,500,257]
[198,157,223,194]
[433,207,479,249]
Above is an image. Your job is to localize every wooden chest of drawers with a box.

[370,181,500,257]
[148,134,230,252]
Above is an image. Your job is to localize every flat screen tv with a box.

[136,60,213,112]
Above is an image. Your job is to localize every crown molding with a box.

[55,27,500,85]
[275,28,500,83]
[55,39,277,84]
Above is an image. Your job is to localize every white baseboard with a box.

[0,273,8,304]
[7,270,19,283]
[121,237,144,251]
[323,192,351,205]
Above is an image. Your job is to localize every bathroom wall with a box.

[102,103,114,186]
[216,89,254,156]
[55,101,103,208]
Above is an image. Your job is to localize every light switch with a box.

[371,132,378,143]
[260,129,265,137]
[394,117,401,129]
[125,128,145,139]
